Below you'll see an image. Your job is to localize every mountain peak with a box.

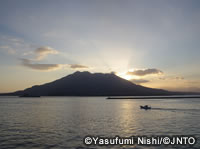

[72,71,92,76]
[73,71,91,74]
[71,71,117,78]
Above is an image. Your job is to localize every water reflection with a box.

[117,101,134,136]
[0,97,199,149]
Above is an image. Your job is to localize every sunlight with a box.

[116,71,140,80]
[119,73,133,80]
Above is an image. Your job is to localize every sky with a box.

[0,0,200,93]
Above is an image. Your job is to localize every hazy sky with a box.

[0,0,200,93]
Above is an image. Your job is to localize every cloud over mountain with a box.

[159,76,184,80]
[127,68,163,76]
[34,46,58,61]
[130,79,149,84]
[70,64,89,69]
[20,46,89,71]
[20,58,63,71]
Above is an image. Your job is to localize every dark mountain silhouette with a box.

[0,71,190,96]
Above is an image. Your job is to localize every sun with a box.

[116,69,141,80]
[116,72,140,80]
[119,73,133,80]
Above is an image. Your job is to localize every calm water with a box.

[0,96,199,149]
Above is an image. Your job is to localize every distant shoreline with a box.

[107,96,200,99]
[0,95,200,99]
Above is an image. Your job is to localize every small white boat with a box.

[140,105,151,110]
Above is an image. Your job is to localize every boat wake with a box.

[151,108,200,112]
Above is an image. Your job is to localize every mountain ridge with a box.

[0,71,196,96]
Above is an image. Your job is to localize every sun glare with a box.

[116,72,140,80]
[120,74,132,80]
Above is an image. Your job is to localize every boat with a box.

[140,105,151,110]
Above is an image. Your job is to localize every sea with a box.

[0,96,199,149]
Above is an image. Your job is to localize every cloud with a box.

[70,64,89,69]
[0,45,16,55]
[34,46,59,61]
[131,79,149,84]
[0,36,30,55]
[175,76,184,80]
[20,46,89,71]
[20,58,63,71]
[20,59,89,71]
[19,46,63,71]
[127,68,163,76]
[159,76,184,80]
